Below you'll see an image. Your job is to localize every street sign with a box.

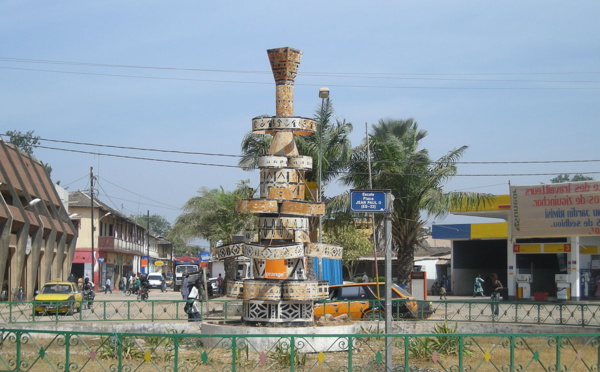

[199,252,210,262]
[98,257,105,263]
[350,190,390,213]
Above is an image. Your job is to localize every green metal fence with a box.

[2,299,600,327]
[0,328,598,371]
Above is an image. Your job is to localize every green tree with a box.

[4,130,53,175]
[324,222,372,281]
[550,174,593,183]
[341,118,492,287]
[172,180,256,247]
[240,100,353,193]
[129,213,172,236]
[5,130,40,155]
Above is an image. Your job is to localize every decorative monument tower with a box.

[212,47,343,326]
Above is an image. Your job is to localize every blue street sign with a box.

[199,252,210,262]
[350,190,389,213]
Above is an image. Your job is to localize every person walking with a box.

[473,274,485,297]
[439,283,447,300]
[185,279,203,322]
[181,273,190,300]
[490,273,503,316]
[104,278,112,294]
[217,274,224,295]
[362,273,368,283]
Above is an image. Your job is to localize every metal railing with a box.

[1,298,600,327]
[0,328,598,371]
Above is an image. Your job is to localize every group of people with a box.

[430,273,504,315]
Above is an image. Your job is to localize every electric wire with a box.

[36,145,242,168]
[36,144,600,178]
[10,134,600,166]
[98,176,182,210]
[2,65,599,91]
[2,56,600,82]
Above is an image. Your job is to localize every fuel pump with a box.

[555,274,570,301]
[516,274,532,300]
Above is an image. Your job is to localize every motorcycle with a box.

[125,284,139,297]
[83,289,95,309]
[137,286,149,301]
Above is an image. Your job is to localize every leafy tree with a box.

[4,129,53,175]
[341,118,492,287]
[5,130,40,155]
[324,222,372,281]
[550,174,593,183]
[129,213,172,236]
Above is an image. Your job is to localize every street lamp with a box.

[318,87,329,281]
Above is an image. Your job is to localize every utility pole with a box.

[90,167,95,291]
[146,210,150,274]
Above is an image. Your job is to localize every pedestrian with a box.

[185,279,203,322]
[439,283,447,300]
[105,278,112,294]
[181,273,190,300]
[217,273,224,295]
[362,273,368,283]
[490,273,503,316]
[67,272,76,283]
[595,276,600,297]
[473,274,485,297]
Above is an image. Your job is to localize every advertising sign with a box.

[510,181,600,238]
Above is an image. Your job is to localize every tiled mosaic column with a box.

[213,47,342,326]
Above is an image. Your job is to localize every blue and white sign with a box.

[199,252,210,262]
[350,190,389,213]
[98,257,105,263]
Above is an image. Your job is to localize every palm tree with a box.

[172,181,256,247]
[341,118,492,287]
[240,99,353,191]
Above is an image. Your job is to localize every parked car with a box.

[314,282,434,320]
[34,281,83,315]
[147,273,165,290]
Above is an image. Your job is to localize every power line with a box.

[98,176,182,210]
[2,65,599,91]
[36,144,600,178]
[2,56,600,82]
[38,137,242,158]
[36,145,242,168]
[18,135,600,166]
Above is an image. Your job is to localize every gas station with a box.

[432,181,600,301]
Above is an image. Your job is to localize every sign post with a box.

[350,189,393,369]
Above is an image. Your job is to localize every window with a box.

[339,286,366,300]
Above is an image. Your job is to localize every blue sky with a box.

[2,1,599,240]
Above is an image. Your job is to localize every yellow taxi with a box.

[314,282,433,320]
[34,281,83,315]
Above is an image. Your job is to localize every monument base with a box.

[201,320,358,352]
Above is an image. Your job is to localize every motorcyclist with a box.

[82,277,95,307]
[138,274,150,300]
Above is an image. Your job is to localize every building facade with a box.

[68,191,173,290]
[0,140,77,300]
